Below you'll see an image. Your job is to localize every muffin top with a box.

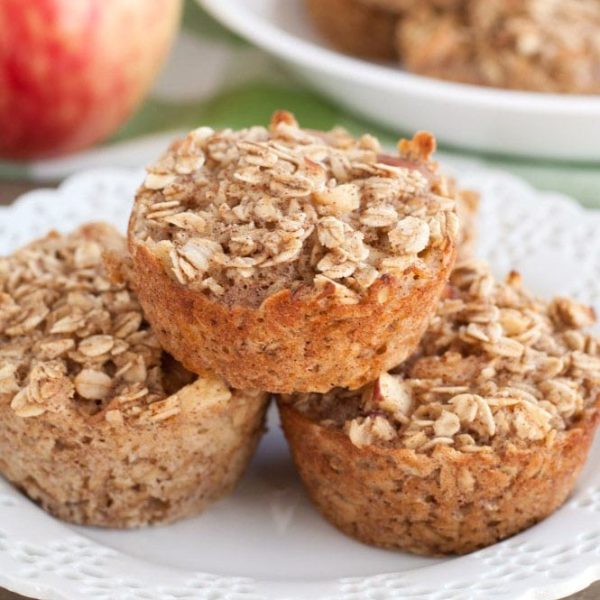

[0,225,228,425]
[130,112,458,308]
[290,260,600,453]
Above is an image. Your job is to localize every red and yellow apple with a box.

[0,0,182,159]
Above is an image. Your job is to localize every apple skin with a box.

[0,0,182,159]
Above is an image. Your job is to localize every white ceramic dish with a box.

[199,0,600,161]
[1,164,600,600]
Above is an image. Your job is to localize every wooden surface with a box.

[0,179,598,600]
[0,181,43,205]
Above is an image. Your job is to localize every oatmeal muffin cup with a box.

[128,112,460,393]
[279,260,600,555]
[304,0,467,62]
[0,224,268,528]
[397,0,600,94]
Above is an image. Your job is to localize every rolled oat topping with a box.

[290,260,600,452]
[0,227,199,423]
[133,112,458,305]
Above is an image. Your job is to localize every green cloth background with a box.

[1,1,599,209]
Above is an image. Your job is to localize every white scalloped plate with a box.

[199,0,600,161]
[1,164,600,600]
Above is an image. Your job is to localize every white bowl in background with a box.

[199,0,600,161]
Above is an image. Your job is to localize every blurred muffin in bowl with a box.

[398,0,600,94]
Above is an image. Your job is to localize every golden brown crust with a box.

[279,398,600,555]
[129,239,455,393]
[305,0,398,60]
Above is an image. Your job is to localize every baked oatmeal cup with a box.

[279,260,600,555]
[128,111,461,393]
[304,0,473,62]
[397,0,600,94]
[0,224,268,528]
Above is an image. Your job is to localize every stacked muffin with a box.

[306,0,600,94]
[279,263,600,554]
[128,111,460,393]
[1,113,598,554]
[0,224,268,527]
